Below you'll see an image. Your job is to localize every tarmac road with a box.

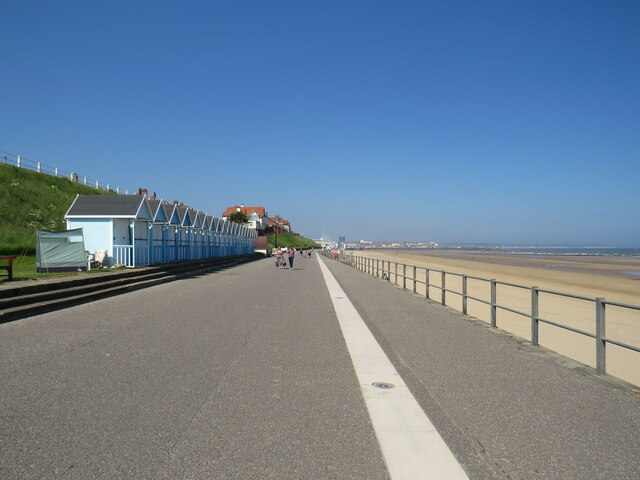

[1,254,639,479]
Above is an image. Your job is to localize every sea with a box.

[389,246,639,257]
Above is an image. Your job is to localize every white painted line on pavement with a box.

[317,255,469,480]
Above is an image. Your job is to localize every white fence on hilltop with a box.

[1,150,135,194]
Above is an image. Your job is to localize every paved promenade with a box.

[1,254,638,479]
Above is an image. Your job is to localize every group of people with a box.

[274,247,313,269]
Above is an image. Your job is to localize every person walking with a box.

[287,246,296,269]
[276,249,284,269]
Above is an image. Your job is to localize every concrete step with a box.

[0,255,261,323]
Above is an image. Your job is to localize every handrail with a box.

[330,251,640,382]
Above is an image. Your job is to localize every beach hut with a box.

[65,195,153,267]
[162,202,180,263]
[176,206,193,261]
[190,210,205,259]
[148,199,171,264]
[203,215,214,258]
[211,218,221,257]
[220,219,230,256]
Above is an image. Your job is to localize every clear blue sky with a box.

[2,1,639,246]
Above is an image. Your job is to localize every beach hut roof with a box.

[190,209,203,228]
[147,199,166,222]
[65,195,151,219]
[161,202,180,224]
[177,206,192,226]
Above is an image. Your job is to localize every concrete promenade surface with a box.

[1,254,639,479]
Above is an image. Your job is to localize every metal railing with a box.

[1,150,134,194]
[327,252,640,380]
[113,245,134,266]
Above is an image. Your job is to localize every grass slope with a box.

[0,163,115,256]
[267,233,319,249]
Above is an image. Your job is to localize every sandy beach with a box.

[352,250,640,387]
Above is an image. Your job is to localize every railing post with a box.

[17,155,21,168]
[131,221,136,267]
[531,286,539,346]
[425,269,430,299]
[376,259,380,277]
[402,264,406,290]
[462,275,468,315]
[596,297,606,375]
[394,262,398,285]
[55,167,58,176]
[386,261,390,281]
[441,271,446,305]
[37,161,41,172]
[412,266,417,293]
[491,279,497,327]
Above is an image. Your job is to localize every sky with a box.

[2,0,639,246]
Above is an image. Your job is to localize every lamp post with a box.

[274,222,281,248]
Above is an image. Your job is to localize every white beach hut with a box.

[65,195,153,267]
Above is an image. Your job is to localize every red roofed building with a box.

[222,205,269,232]
[266,215,291,233]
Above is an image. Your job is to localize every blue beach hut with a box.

[148,199,170,264]
[211,218,221,257]
[176,206,193,261]
[190,210,205,259]
[202,215,213,258]
[161,202,180,263]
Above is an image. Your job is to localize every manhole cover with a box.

[372,382,395,389]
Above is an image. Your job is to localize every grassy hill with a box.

[267,232,319,249]
[0,163,115,256]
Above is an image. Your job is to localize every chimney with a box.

[173,200,179,204]
[138,188,148,196]
[148,191,156,200]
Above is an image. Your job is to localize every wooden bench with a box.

[0,255,17,281]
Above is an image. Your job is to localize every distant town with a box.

[314,237,441,250]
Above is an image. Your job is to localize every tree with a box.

[227,211,249,224]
